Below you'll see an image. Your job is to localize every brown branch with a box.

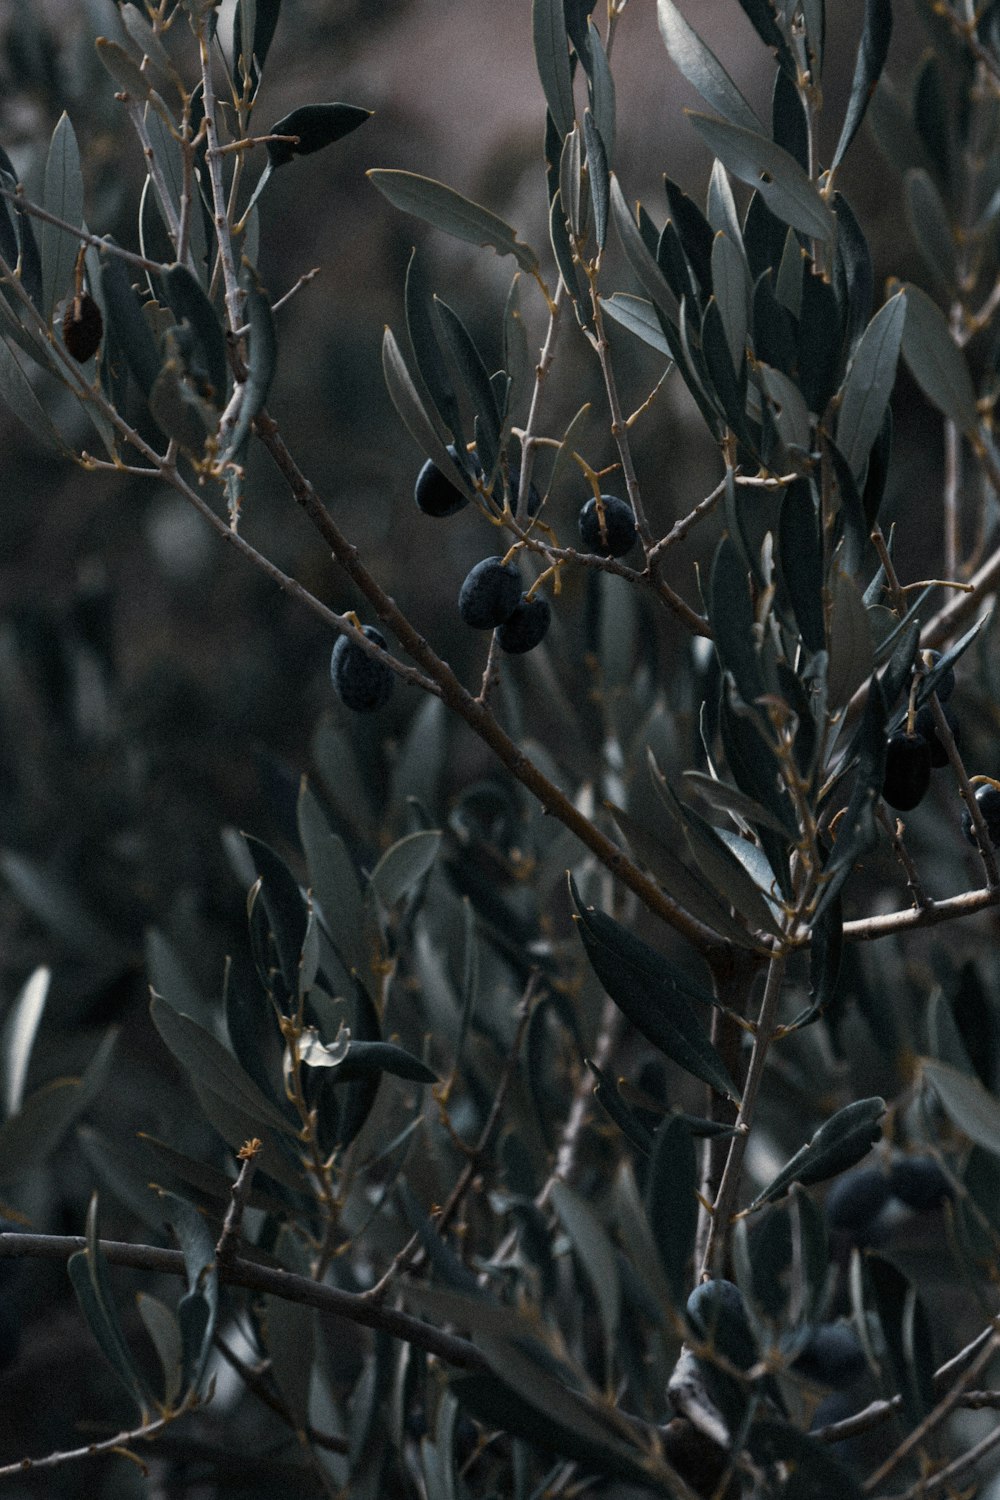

[0,1410,178,1482]
[0,1231,488,1372]
[842,884,1000,941]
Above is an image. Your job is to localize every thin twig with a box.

[875,804,933,912]
[699,951,786,1279]
[232,267,321,335]
[214,1143,261,1273]
[813,1324,998,1444]
[0,186,164,275]
[515,281,564,521]
[586,271,653,548]
[198,26,243,331]
[863,1330,1000,1492]
[123,98,186,267]
[212,1335,349,1453]
[0,1409,178,1481]
[927,693,1000,888]
[879,1417,1000,1500]
[366,975,537,1303]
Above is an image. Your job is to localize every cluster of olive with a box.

[879,649,1000,849]
[330,448,639,712]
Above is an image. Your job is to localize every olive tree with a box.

[1,1,1000,1496]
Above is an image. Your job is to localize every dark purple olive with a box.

[825,1166,892,1241]
[331,625,393,713]
[496,593,551,654]
[62,292,103,362]
[889,1155,952,1212]
[882,732,931,812]
[414,447,476,517]
[458,558,522,629]
[962,783,1000,848]
[578,494,637,558]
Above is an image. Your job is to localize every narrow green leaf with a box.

[222,262,276,458]
[681,772,790,838]
[649,759,786,940]
[100,243,161,398]
[657,0,762,132]
[586,21,616,161]
[571,878,739,1101]
[599,294,672,358]
[689,114,834,242]
[40,113,84,321]
[69,1196,153,1413]
[900,281,978,435]
[156,1189,217,1394]
[0,1077,83,1185]
[865,1255,935,1427]
[162,262,228,407]
[711,231,748,372]
[708,534,765,707]
[434,297,501,477]
[835,290,905,481]
[95,37,150,98]
[559,126,583,240]
[267,102,371,166]
[644,1115,697,1306]
[922,1057,1000,1157]
[826,566,875,709]
[532,0,575,140]
[136,1293,183,1409]
[609,175,677,322]
[750,1097,886,1206]
[368,170,539,274]
[404,249,461,448]
[609,802,768,949]
[832,0,892,169]
[244,834,309,999]
[369,830,441,907]
[149,994,296,1136]
[757,361,811,455]
[733,0,797,76]
[707,158,743,246]
[778,478,825,653]
[551,1181,620,1377]
[582,110,609,251]
[0,337,67,452]
[904,169,956,296]
[549,189,591,329]
[3,965,50,1117]
[297,781,367,976]
[309,1038,437,1086]
[382,325,473,485]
